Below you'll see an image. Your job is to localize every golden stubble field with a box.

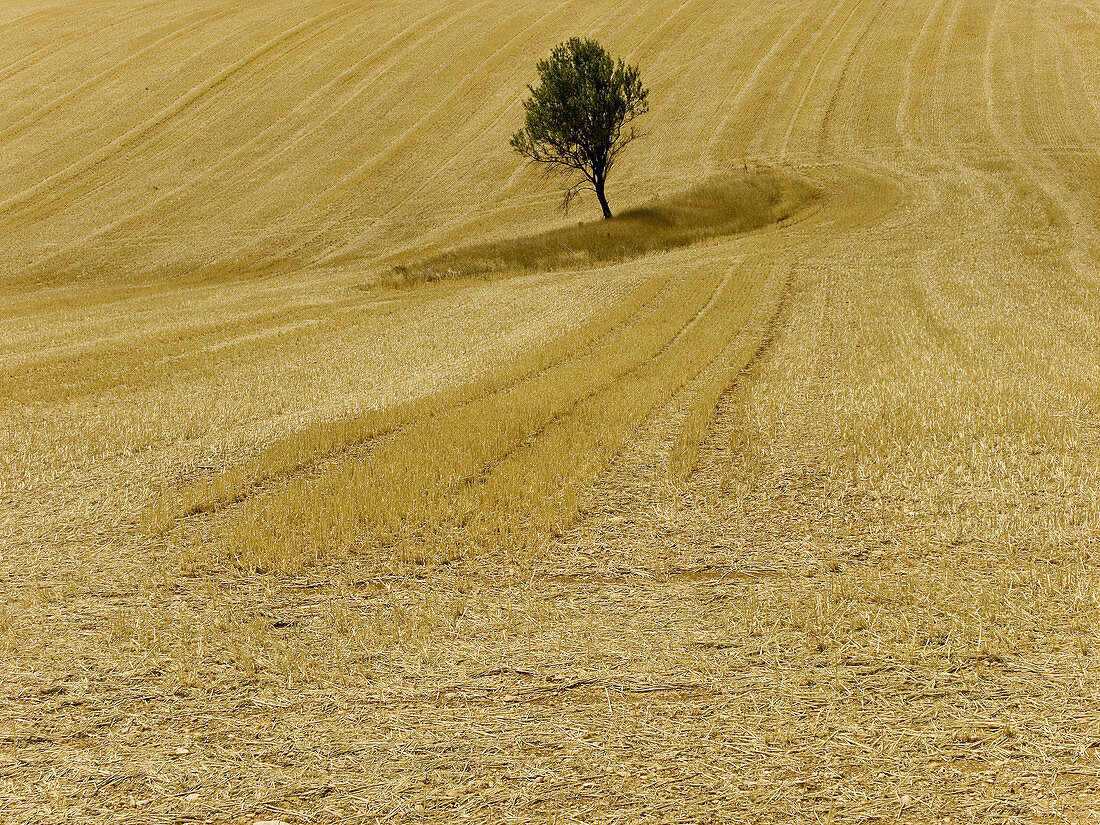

[3,0,1100,822]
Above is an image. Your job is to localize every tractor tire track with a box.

[20,0,494,279]
[163,268,681,523]
[225,0,599,277]
[0,0,362,225]
[0,5,240,146]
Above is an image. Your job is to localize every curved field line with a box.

[0,6,243,145]
[21,0,487,275]
[311,0,657,268]
[215,0,584,276]
[798,0,894,161]
[397,170,902,521]
[1050,8,1100,142]
[895,0,953,150]
[1033,8,1096,167]
[748,0,866,158]
[742,0,858,161]
[983,0,1097,267]
[541,248,794,531]
[980,0,1054,201]
[924,0,974,200]
[0,0,361,223]
[1026,2,1100,277]
[215,253,762,551]
[925,0,968,153]
[746,0,862,159]
[190,218,802,534]
[678,257,793,483]
[886,0,995,227]
[164,269,681,522]
[776,0,875,159]
[704,0,824,160]
[440,265,736,494]
[1027,7,1066,154]
[903,0,1009,231]
[448,256,754,502]
[616,0,767,178]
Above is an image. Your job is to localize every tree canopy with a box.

[511,38,648,219]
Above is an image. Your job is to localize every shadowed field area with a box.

[391,170,817,282]
[3,0,1100,823]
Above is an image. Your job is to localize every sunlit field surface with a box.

[3,0,1100,821]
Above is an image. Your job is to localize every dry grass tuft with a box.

[390,170,815,283]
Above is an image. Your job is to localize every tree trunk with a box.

[595,178,612,219]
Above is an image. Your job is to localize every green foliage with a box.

[511,38,649,218]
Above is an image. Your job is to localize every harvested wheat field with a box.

[3,0,1100,821]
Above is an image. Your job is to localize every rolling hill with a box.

[3,0,1100,821]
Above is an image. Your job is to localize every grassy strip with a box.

[149,273,670,534]
[163,172,811,570]
[199,268,720,572]
[390,169,816,283]
[191,252,787,574]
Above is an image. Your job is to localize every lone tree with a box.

[511,37,648,219]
